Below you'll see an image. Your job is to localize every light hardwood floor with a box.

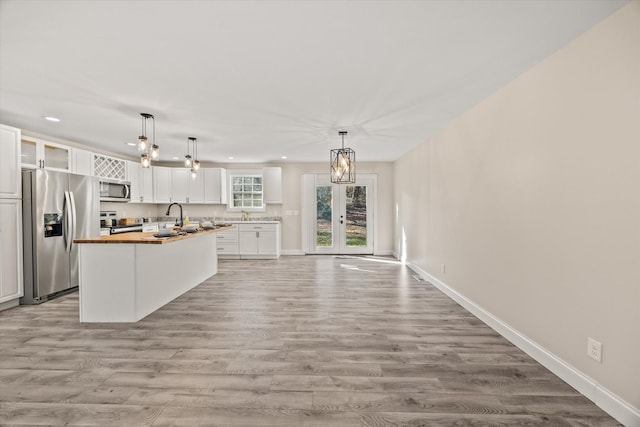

[0,255,620,426]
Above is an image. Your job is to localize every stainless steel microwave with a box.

[99,179,131,202]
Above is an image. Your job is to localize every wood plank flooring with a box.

[0,255,621,426]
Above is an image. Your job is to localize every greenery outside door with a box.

[313,175,374,254]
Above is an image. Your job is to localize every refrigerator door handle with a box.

[69,191,77,251]
[64,191,72,253]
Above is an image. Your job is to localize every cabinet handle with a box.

[256,231,259,238]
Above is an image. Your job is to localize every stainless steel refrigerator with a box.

[21,169,99,304]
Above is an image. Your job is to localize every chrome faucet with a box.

[166,203,183,227]
[241,210,250,221]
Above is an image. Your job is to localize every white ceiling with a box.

[0,0,627,164]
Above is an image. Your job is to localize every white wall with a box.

[394,2,640,413]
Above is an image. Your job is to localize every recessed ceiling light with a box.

[126,142,137,146]
[43,116,60,122]
[281,156,288,160]
[172,156,179,160]
[228,156,234,160]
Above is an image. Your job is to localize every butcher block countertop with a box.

[74,225,234,244]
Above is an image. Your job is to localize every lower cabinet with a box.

[216,228,239,258]
[238,223,280,259]
[217,222,280,259]
[0,199,23,308]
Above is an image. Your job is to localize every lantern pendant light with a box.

[330,131,355,183]
[138,113,157,168]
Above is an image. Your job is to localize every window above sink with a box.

[228,172,265,212]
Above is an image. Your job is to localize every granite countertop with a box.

[223,220,281,224]
[74,226,234,245]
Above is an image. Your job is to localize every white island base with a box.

[78,232,217,322]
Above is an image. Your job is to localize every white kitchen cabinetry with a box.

[93,154,127,181]
[204,168,227,204]
[153,166,172,203]
[189,171,205,203]
[0,125,23,309]
[171,168,205,204]
[127,161,153,203]
[216,227,239,259]
[263,167,282,204]
[72,148,93,176]
[21,136,71,172]
[171,168,189,203]
[238,222,280,259]
[0,199,23,305]
[0,124,21,198]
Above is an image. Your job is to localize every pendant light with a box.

[138,113,157,168]
[330,131,355,183]
[184,137,193,167]
[192,137,200,172]
[186,137,200,179]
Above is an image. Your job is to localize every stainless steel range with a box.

[99,211,142,234]
[109,224,143,234]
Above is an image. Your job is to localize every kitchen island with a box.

[74,226,233,323]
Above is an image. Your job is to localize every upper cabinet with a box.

[263,167,282,204]
[127,161,153,203]
[171,168,190,203]
[189,171,205,203]
[93,154,126,181]
[21,136,71,172]
[72,148,93,176]
[204,168,227,204]
[153,166,172,203]
[172,168,207,204]
[0,124,21,199]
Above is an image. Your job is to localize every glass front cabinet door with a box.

[21,137,71,172]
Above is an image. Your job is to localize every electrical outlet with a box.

[441,264,446,274]
[587,337,602,363]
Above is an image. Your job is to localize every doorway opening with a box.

[302,174,375,254]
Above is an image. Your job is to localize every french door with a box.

[305,174,374,254]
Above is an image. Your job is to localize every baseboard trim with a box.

[0,298,20,312]
[407,262,640,427]
[391,250,400,260]
[281,249,306,256]
[373,250,394,256]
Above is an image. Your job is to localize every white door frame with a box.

[301,173,377,254]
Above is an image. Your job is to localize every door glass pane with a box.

[316,185,332,247]
[44,144,69,170]
[21,140,37,166]
[345,186,367,247]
